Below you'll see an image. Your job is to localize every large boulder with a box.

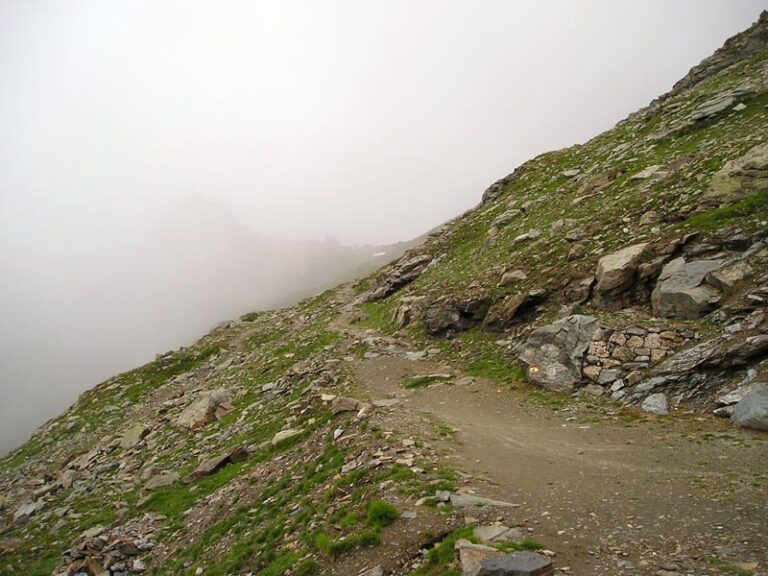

[651,257,723,319]
[517,315,599,393]
[594,243,648,309]
[731,390,768,431]
[423,302,462,335]
[143,471,179,491]
[422,295,492,336]
[175,388,231,429]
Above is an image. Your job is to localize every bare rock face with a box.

[651,258,723,319]
[705,139,768,207]
[175,388,231,429]
[517,315,599,393]
[594,243,648,310]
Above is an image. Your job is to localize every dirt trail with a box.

[333,294,768,575]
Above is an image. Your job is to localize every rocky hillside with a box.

[2,12,768,576]
[364,10,768,420]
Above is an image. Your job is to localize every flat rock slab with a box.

[473,524,523,544]
[143,471,180,491]
[331,396,364,414]
[478,551,554,576]
[189,446,249,480]
[271,428,304,445]
[449,493,515,508]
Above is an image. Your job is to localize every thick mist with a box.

[1,1,764,454]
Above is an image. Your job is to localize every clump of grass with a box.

[294,558,321,576]
[366,500,398,528]
[315,529,381,557]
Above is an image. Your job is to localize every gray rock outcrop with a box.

[367,253,433,301]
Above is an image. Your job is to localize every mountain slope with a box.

[2,12,768,576]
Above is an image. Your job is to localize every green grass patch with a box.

[684,189,768,230]
[366,500,399,528]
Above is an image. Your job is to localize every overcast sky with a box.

[0,1,764,453]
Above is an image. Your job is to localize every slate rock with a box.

[499,269,528,286]
[477,550,555,576]
[368,253,433,300]
[473,524,524,544]
[651,257,723,319]
[717,382,768,406]
[423,302,462,335]
[331,396,363,414]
